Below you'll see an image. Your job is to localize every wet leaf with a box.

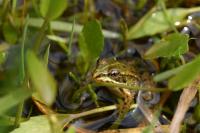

[144,33,189,59]
[26,50,57,106]
[169,55,200,90]
[78,20,104,71]
[39,0,67,20]
[127,7,200,40]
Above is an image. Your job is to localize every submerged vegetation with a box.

[0,0,200,133]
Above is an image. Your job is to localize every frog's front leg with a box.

[110,88,133,129]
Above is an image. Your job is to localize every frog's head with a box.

[92,59,140,86]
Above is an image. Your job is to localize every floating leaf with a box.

[78,20,104,71]
[127,7,200,40]
[169,55,200,90]
[39,0,67,20]
[144,33,189,59]
[26,50,56,106]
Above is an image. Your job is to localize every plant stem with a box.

[1,0,10,22]
[14,102,24,128]
[188,7,200,14]
[33,18,49,52]
[87,84,99,107]
[159,0,178,33]
[61,103,137,128]
[68,17,75,57]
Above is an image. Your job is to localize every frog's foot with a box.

[110,96,132,129]
[110,107,128,129]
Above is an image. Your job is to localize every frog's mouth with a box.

[93,75,123,84]
[92,73,142,92]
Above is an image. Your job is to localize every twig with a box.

[169,79,199,133]
[61,104,137,129]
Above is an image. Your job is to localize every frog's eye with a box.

[110,69,120,76]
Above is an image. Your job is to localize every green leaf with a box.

[78,20,104,68]
[169,55,200,90]
[127,7,200,40]
[39,0,67,20]
[3,22,18,44]
[0,88,31,114]
[153,65,184,82]
[144,33,189,59]
[11,116,51,133]
[26,50,57,106]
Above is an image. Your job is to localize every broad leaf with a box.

[78,20,104,69]
[11,116,51,133]
[26,50,57,106]
[127,7,200,40]
[169,55,200,90]
[11,115,75,133]
[144,33,189,59]
[39,0,67,20]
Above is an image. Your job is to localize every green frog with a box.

[92,58,141,128]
